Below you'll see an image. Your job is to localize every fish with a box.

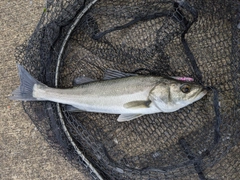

[9,64,207,122]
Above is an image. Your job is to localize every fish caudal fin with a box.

[9,64,44,101]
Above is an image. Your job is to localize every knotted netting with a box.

[15,0,240,179]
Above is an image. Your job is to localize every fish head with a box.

[149,79,207,112]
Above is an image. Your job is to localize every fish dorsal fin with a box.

[123,100,151,109]
[103,69,137,80]
[117,114,143,122]
[73,76,95,86]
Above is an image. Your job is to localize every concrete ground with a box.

[0,1,89,179]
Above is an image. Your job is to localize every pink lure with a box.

[171,76,194,82]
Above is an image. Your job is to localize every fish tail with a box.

[9,64,44,101]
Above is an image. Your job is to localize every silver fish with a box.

[10,64,207,122]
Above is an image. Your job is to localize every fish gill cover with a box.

[15,0,239,179]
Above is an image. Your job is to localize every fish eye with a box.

[180,84,191,93]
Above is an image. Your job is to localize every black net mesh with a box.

[15,0,240,179]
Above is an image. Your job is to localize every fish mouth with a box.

[195,88,207,101]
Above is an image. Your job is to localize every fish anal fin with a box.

[117,114,143,122]
[103,69,136,80]
[123,100,151,109]
[65,105,83,112]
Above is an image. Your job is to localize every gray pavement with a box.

[0,1,89,179]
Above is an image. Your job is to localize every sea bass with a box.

[10,64,207,122]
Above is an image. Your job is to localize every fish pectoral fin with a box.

[73,76,95,86]
[65,105,83,112]
[123,100,151,109]
[117,114,143,122]
[103,69,137,80]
